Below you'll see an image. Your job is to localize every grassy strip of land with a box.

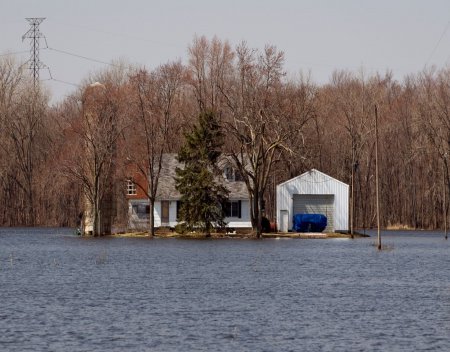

[110,231,369,239]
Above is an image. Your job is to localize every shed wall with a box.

[276,170,349,232]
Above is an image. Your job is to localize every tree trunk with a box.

[149,199,155,237]
[257,192,264,237]
[252,190,263,238]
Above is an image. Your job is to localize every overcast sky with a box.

[2,0,450,104]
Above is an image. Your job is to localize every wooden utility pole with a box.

[444,163,448,240]
[350,147,354,237]
[375,105,381,250]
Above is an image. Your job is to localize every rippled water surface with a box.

[1,228,449,351]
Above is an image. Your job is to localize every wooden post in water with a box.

[375,105,381,250]
[444,163,448,240]
[350,148,354,238]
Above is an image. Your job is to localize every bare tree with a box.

[328,70,376,234]
[60,77,127,235]
[127,61,185,236]
[187,35,234,113]
[220,43,315,237]
[0,56,48,225]
[416,68,450,235]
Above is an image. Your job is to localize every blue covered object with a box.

[293,214,327,232]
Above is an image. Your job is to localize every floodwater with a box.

[0,228,449,352]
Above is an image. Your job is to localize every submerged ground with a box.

[0,228,449,351]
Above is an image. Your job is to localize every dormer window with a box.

[224,165,243,182]
[224,165,234,181]
[127,179,137,195]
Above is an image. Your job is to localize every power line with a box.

[46,47,121,67]
[426,20,450,66]
[51,20,174,47]
[39,43,117,89]
[50,78,80,87]
[38,66,80,87]
[1,45,112,69]
[22,17,47,88]
[17,20,125,96]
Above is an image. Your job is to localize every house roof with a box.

[276,168,349,188]
[155,154,181,200]
[154,154,249,200]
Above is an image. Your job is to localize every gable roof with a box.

[155,154,249,200]
[155,154,181,200]
[276,168,349,188]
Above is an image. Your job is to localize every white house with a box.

[127,154,252,231]
[276,169,349,233]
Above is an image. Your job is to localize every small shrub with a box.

[261,217,271,232]
[174,222,188,234]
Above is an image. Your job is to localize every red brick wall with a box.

[126,166,148,200]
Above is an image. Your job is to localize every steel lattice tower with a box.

[22,17,47,88]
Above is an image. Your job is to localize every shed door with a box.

[293,194,334,232]
[280,210,288,233]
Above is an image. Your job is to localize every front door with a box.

[161,201,170,224]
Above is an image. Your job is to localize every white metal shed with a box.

[276,169,349,232]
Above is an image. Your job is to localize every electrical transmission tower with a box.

[22,17,47,88]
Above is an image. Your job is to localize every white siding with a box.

[276,169,349,232]
[154,201,161,227]
[168,201,178,227]
[225,200,252,228]
[154,200,178,227]
[131,199,251,229]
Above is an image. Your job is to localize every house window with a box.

[132,203,149,219]
[127,179,137,195]
[225,200,241,218]
[224,166,234,181]
[224,165,243,182]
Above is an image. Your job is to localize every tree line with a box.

[0,35,449,233]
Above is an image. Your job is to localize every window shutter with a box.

[238,200,242,218]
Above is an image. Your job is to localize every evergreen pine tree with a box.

[175,111,229,236]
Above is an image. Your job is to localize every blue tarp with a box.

[293,214,327,232]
